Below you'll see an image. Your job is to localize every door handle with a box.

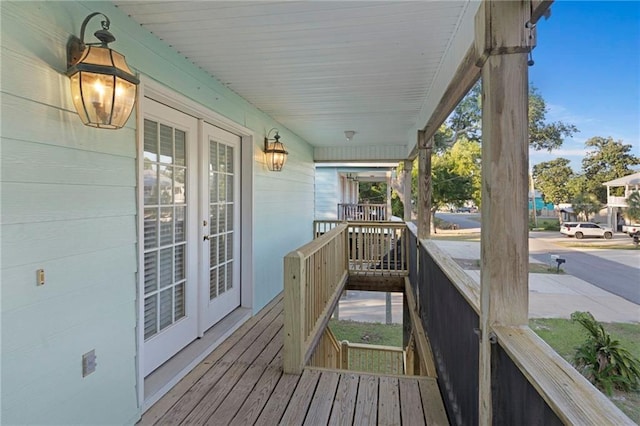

[203,235,212,241]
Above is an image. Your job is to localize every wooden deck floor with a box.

[140,294,449,425]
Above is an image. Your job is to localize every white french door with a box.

[140,101,241,376]
[199,123,241,331]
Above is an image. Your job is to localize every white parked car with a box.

[560,222,613,239]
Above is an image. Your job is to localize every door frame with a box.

[135,77,254,409]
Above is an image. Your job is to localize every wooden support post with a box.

[386,171,392,220]
[283,251,306,374]
[341,340,349,370]
[403,160,413,222]
[417,131,433,239]
[475,1,532,424]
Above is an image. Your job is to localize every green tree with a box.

[581,137,640,203]
[626,191,640,223]
[448,82,577,151]
[571,192,602,222]
[533,158,575,206]
[358,182,387,204]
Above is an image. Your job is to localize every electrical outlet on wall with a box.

[82,350,97,377]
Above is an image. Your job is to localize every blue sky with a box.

[528,1,640,172]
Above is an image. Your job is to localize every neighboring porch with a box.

[138,294,448,425]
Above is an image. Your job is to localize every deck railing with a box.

[286,221,632,423]
[313,221,408,276]
[340,341,404,375]
[412,227,633,425]
[283,223,349,374]
[338,203,388,221]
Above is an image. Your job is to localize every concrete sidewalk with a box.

[433,240,640,324]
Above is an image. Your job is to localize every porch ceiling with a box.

[115,1,479,161]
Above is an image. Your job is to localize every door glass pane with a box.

[160,207,173,246]
[143,119,158,162]
[174,283,185,320]
[160,124,173,164]
[143,119,188,341]
[159,288,173,330]
[175,130,186,166]
[144,251,157,294]
[209,268,217,300]
[175,244,185,281]
[144,295,158,339]
[144,165,159,204]
[208,139,236,301]
[144,208,158,249]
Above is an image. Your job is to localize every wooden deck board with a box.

[419,377,450,425]
[228,352,285,426]
[141,294,449,426]
[182,314,283,425]
[378,376,401,426]
[204,338,283,425]
[353,374,378,426]
[327,373,359,425]
[279,369,322,425]
[399,377,425,425]
[303,371,340,425]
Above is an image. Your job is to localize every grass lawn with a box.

[530,318,640,422]
[329,319,403,347]
[556,241,640,250]
[453,258,565,274]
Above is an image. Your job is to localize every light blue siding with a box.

[1,0,315,423]
[315,167,341,219]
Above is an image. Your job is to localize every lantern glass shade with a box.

[265,140,288,171]
[67,46,138,129]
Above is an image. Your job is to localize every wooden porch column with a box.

[403,160,413,222]
[476,1,531,424]
[417,130,433,239]
[386,171,392,220]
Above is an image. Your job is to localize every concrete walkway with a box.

[433,239,640,324]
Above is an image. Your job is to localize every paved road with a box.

[435,212,481,230]
[529,233,640,305]
[439,213,640,305]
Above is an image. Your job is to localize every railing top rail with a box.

[346,221,407,228]
[421,239,480,314]
[493,325,634,425]
[342,341,405,353]
[289,222,348,259]
[338,203,387,207]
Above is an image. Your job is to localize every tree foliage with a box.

[571,192,602,221]
[447,82,577,151]
[581,137,640,203]
[533,158,575,205]
[429,142,478,212]
[626,191,640,223]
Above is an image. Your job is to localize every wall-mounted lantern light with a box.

[344,130,356,142]
[264,128,288,171]
[66,12,139,129]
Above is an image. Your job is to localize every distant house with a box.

[602,172,640,229]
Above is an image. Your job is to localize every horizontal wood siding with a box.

[315,167,340,219]
[1,2,138,422]
[2,1,315,424]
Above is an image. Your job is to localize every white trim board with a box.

[136,76,255,411]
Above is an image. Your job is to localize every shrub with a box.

[571,311,640,395]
